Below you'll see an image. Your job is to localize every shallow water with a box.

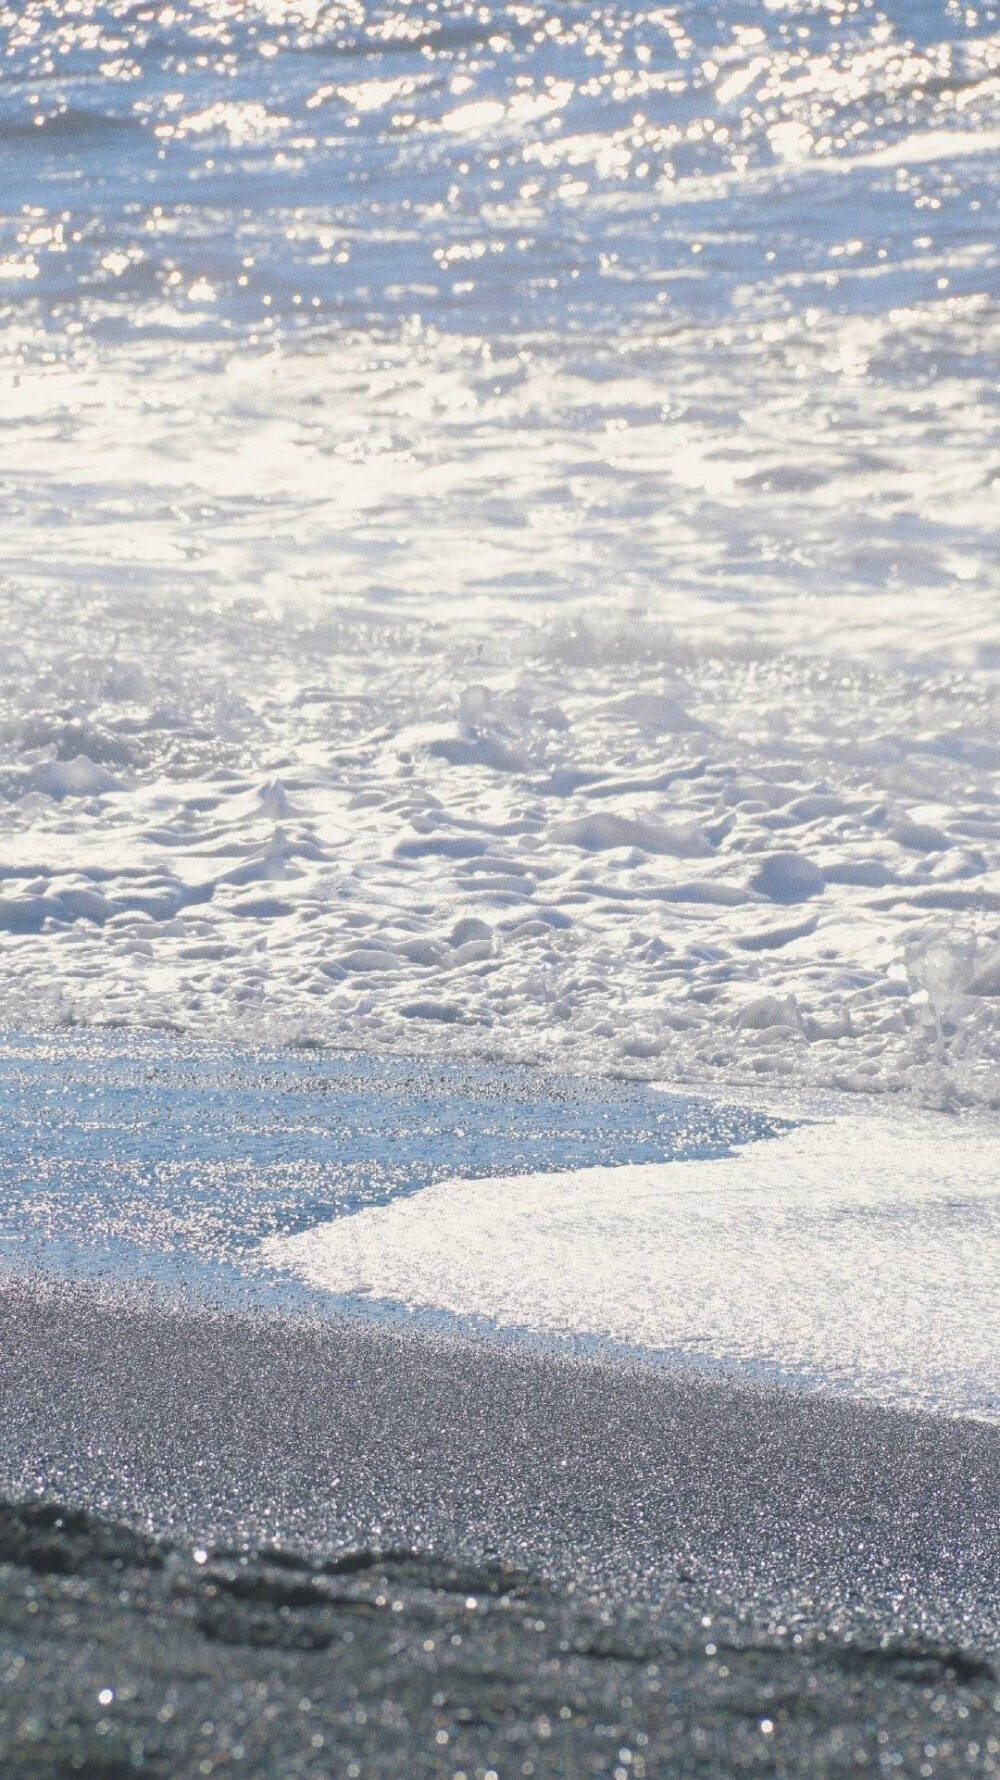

[0,1028,777,1297]
[1,1032,996,1421]
[0,0,998,1102]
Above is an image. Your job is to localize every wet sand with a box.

[0,1281,997,1776]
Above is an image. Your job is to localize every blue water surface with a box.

[0,1029,783,1310]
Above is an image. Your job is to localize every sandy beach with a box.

[2,1495,997,1780]
[2,0,998,1767]
[1,1279,997,1776]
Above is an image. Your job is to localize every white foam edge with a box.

[261,1111,999,1422]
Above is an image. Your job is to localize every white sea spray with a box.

[0,0,997,1107]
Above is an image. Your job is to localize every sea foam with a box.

[0,0,996,1107]
[265,1110,1000,1423]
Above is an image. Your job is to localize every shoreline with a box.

[2,1278,997,1651]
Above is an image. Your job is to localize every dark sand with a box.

[0,1281,997,1777]
[2,1497,997,1780]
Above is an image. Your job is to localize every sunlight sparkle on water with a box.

[0,0,996,1099]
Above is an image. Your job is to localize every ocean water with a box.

[0,1028,778,1294]
[2,1031,996,1421]
[0,0,998,1105]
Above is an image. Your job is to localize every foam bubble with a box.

[265,1112,1000,1422]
